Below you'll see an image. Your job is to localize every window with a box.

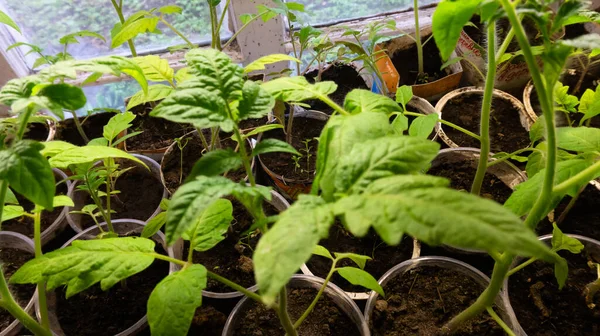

[294,0,438,26]
[0,0,230,70]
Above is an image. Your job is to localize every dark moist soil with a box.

[183,201,280,293]
[371,266,503,335]
[303,63,369,114]
[442,92,530,153]
[3,177,69,239]
[307,223,413,293]
[239,117,269,134]
[420,244,496,277]
[508,249,600,335]
[55,236,169,336]
[565,23,588,39]
[23,122,50,141]
[260,117,327,182]
[162,131,249,194]
[81,160,163,229]
[0,249,35,331]
[387,33,446,85]
[234,288,361,336]
[427,161,514,205]
[55,113,115,146]
[125,102,194,151]
[538,184,600,241]
[465,16,541,54]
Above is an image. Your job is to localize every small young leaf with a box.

[59,30,106,45]
[530,115,546,143]
[243,124,283,137]
[334,252,371,269]
[142,212,166,238]
[103,112,135,143]
[10,237,156,297]
[111,17,159,48]
[244,54,300,74]
[0,141,55,210]
[433,0,482,61]
[147,264,206,336]
[187,149,242,180]
[49,146,145,169]
[552,223,584,254]
[1,205,25,222]
[252,138,300,157]
[337,267,384,296]
[395,85,413,110]
[344,89,401,115]
[390,114,409,135]
[556,127,600,153]
[183,199,233,252]
[5,188,18,205]
[127,85,174,110]
[157,5,183,15]
[160,198,170,211]
[134,55,175,83]
[408,114,438,139]
[262,76,337,103]
[0,10,20,33]
[313,245,333,260]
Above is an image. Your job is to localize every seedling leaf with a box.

[337,267,384,296]
[187,149,242,180]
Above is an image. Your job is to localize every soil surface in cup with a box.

[371,265,503,335]
[239,117,269,133]
[307,223,413,293]
[420,244,495,277]
[303,63,369,114]
[4,177,69,240]
[465,16,541,54]
[441,92,530,153]
[125,102,194,151]
[260,116,327,183]
[183,201,279,293]
[0,248,35,331]
[387,34,446,85]
[55,113,115,146]
[161,131,249,194]
[55,235,169,336]
[80,160,163,229]
[23,122,50,141]
[234,287,361,336]
[508,249,600,335]
[538,184,600,241]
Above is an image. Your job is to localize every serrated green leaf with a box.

[35,83,87,115]
[134,55,174,83]
[313,245,333,260]
[409,114,438,139]
[335,136,439,194]
[262,76,337,103]
[337,267,384,296]
[148,264,206,336]
[252,138,300,157]
[344,89,400,115]
[255,195,333,305]
[395,85,413,110]
[552,223,584,254]
[111,17,159,48]
[334,252,371,269]
[127,85,174,110]
[49,146,145,169]
[244,54,299,73]
[556,127,600,152]
[187,149,242,180]
[0,76,42,107]
[174,67,192,85]
[142,212,166,238]
[103,112,135,143]
[182,199,233,252]
[433,0,482,61]
[1,205,25,222]
[579,88,600,124]
[236,80,274,121]
[0,141,54,210]
[166,176,271,245]
[10,237,156,297]
[59,30,105,45]
[185,48,244,102]
[0,10,20,33]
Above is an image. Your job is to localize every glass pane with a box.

[78,80,141,116]
[293,0,438,25]
[1,0,228,67]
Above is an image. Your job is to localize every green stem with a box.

[318,95,349,116]
[556,185,585,225]
[161,17,195,49]
[150,253,187,266]
[216,0,231,35]
[294,261,337,329]
[69,111,89,144]
[104,160,115,233]
[110,0,137,56]
[486,306,516,336]
[16,107,34,141]
[507,257,535,277]
[487,148,539,167]
[413,0,423,75]
[553,160,600,195]
[0,271,51,336]
[222,11,270,50]
[403,111,481,140]
[288,19,300,75]
[209,127,220,151]
[207,271,264,304]
[471,21,497,196]
[195,128,210,152]
[0,181,7,231]
[278,287,298,336]
[495,26,516,65]
[286,105,294,144]
[233,126,255,186]
[33,212,49,330]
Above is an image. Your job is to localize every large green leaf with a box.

[147,265,207,336]
[187,149,242,180]
[334,175,558,263]
[182,199,233,252]
[35,83,87,113]
[0,10,20,33]
[10,237,156,297]
[134,55,175,83]
[254,195,333,305]
[236,80,275,121]
[0,141,55,210]
[262,76,337,103]
[166,176,271,245]
[49,146,145,169]
[41,141,77,158]
[244,54,299,73]
[556,127,600,153]
[185,48,244,102]
[344,89,401,115]
[335,136,439,194]
[111,17,159,48]
[0,76,43,107]
[315,112,390,201]
[103,112,135,143]
[433,0,482,61]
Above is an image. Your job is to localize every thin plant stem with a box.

[85,174,110,232]
[104,159,115,233]
[413,0,423,75]
[209,127,220,151]
[507,257,535,277]
[294,260,337,329]
[486,147,539,167]
[317,95,349,116]
[160,17,195,49]
[0,182,7,231]
[554,159,600,195]
[33,212,49,330]
[69,111,89,144]
[471,21,497,195]
[16,107,34,141]
[403,111,481,140]
[0,271,51,336]
[573,56,590,95]
[178,142,184,185]
[278,287,298,336]
[195,128,210,152]
[286,105,294,144]
[206,271,264,304]
[486,307,516,336]
[150,253,187,266]
[495,25,517,64]
[222,11,270,50]
[216,0,231,35]
[233,126,256,186]
[110,0,137,57]
[556,186,584,225]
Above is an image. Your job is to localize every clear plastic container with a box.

[222,274,370,336]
